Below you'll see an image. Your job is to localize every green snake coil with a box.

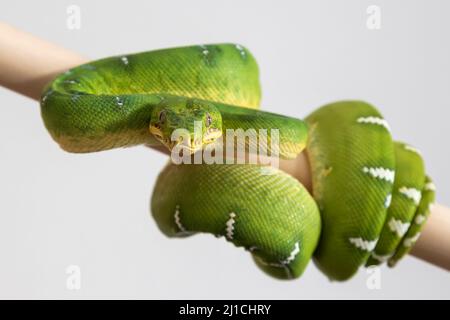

[40,44,435,281]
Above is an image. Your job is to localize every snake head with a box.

[149,96,222,153]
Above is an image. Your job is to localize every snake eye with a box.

[159,110,166,123]
[205,113,212,127]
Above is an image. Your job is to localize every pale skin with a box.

[0,22,449,271]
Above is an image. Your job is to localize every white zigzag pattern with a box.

[225,212,236,240]
[388,217,411,237]
[174,205,187,232]
[384,194,392,208]
[362,167,395,183]
[357,116,391,132]
[371,252,393,263]
[120,56,129,65]
[399,186,422,205]
[349,237,378,252]
[424,182,436,191]
[403,233,421,247]
[404,145,422,156]
[428,203,434,213]
[256,258,293,279]
[281,242,300,265]
[415,214,426,225]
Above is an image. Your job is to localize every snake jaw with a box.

[203,127,222,143]
[150,125,174,151]
[150,127,201,154]
[150,124,222,153]
[149,125,164,141]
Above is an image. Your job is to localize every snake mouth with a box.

[150,125,174,151]
[150,125,195,152]
[150,126,165,141]
[203,127,222,143]
[150,125,222,153]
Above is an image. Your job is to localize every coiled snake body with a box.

[40,44,435,281]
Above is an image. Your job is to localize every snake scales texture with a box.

[40,44,435,281]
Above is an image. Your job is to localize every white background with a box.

[0,0,449,298]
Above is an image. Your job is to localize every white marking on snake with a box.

[115,96,124,107]
[257,258,293,279]
[388,217,411,237]
[371,252,393,263]
[404,145,422,156]
[362,167,395,183]
[399,186,422,205]
[199,45,209,55]
[257,257,283,268]
[384,194,392,208]
[248,246,258,252]
[174,205,187,232]
[349,237,378,252]
[428,203,435,213]
[226,212,236,240]
[357,116,391,132]
[403,233,421,247]
[71,93,81,101]
[263,260,284,268]
[415,214,426,225]
[120,56,129,65]
[41,90,53,103]
[64,80,78,84]
[281,242,300,265]
[424,182,436,191]
[284,267,293,279]
[235,44,246,58]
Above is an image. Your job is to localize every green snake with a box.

[40,44,435,281]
